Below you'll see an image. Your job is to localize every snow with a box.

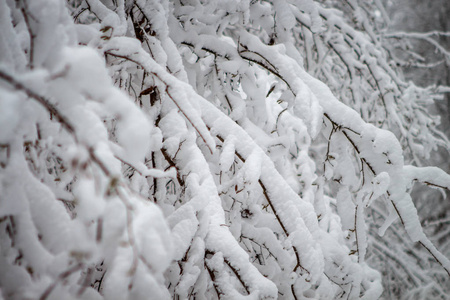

[103,36,217,153]
[2,0,450,298]
[133,200,173,273]
[73,177,106,221]
[273,0,296,31]
[169,205,199,260]
[403,165,450,190]
[84,0,126,36]
[200,89,359,291]
[337,187,355,230]
[220,135,237,172]
[0,0,26,71]
[368,172,390,205]
[0,91,22,144]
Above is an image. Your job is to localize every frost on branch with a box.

[0,0,449,299]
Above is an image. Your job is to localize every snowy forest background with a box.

[0,0,449,299]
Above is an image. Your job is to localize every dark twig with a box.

[40,263,83,300]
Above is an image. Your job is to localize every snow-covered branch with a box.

[1,0,449,298]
